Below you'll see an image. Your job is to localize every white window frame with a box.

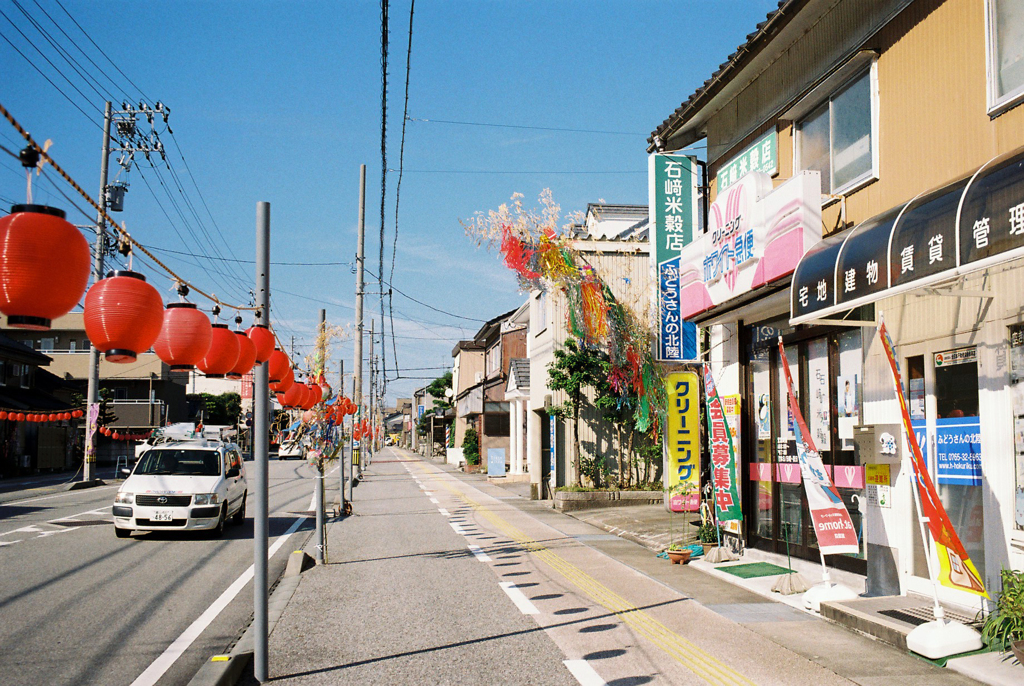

[793,60,880,199]
[985,0,1024,116]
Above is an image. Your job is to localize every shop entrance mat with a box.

[718,562,792,579]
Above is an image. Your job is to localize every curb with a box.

[562,510,670,552]
[65,479,105,491]
[186,551,310,686]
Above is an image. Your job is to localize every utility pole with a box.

[84,102,112,483]
[338,359,346,514]
[351,164,365,501]
[314,309,326,564]
[368,320,375,467]
[253,202,271,682]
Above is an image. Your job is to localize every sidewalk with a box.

[225,452,1012,685]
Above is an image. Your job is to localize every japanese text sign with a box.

[665,371,700,496]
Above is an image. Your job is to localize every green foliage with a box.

[548,337,607,487]
[415,413,431,436]
[462,426,480,465]
[426,372,453,411]
[697,521,721,544]
[97,389,118,425]
[981,569,1024,650]
[187,392,242,426]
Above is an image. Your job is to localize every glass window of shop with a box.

[744,320,866,572]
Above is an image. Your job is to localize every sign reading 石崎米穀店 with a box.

[716,131,778,193]
[649,153,699,362]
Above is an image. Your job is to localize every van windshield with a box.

[135,449,221,476]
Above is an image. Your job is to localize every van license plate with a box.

[153,510,173,522]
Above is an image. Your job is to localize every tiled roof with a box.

[648,0,803,150]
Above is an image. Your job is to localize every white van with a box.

[112,439,247,538]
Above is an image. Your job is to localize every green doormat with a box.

[719,562,792,579]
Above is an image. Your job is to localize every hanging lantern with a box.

[112,432,121,441]
[83,271,164,363]
[353,428,362,441]
[48,413,58,421]
[275,392,288,407]
[153,303,212,371]
[0,205,91,330]
[72,409,83,418]
[267,349,291,384]
[300,386,316,411]
[198,324,240,378]
[307,384,323,406]
[226,331,257,380]
[0,411,7,420]
[246,325,275,363]
[270,367,294,394]
[281,382,304,408]
[61,412,71,420]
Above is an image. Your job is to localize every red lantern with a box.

[270,367,294,394]
[112,432,121,441]
[275,392,288,406]
[84,271,164,363]
[14,413,24,421]
[246,325,275,364]
[267,349,290,384]
[153,303,212,371]
[72,409,83,418]
[0,205,91,330]
[198,324,240,378]
[100,426,110,436]
[0,411,7,420]
[307,384,323,406]
[281,382,304,408]
[48,413,58,421]
[353,428,362,441]
[61,412,71,420]
[226,331,257,380]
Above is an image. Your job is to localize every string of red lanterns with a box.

[0,409,84,422]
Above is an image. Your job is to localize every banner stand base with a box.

[703,546,738,563]
[907,620,982,659]
[803,581,858,612]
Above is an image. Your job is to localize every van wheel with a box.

[114,526,131,539]
[232,493,246,525]
[209,505,226,538]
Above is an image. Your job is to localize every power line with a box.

[390,0,414,385]
[378,0,390,394]
[406,116,645,136]
[389,168,645,175]
[143,244,353,267]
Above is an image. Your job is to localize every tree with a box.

[186,392,242,425]
[547,337,607,487]
[426,372,453,411]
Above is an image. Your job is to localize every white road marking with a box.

[563,660,606,686]
[3,484,119,507]
[129,515,307,686]
[438,508,450,517]
[467,544,491,562]
[500,582,539,615]
[5,525,44,536]
[449,522,466,535]
[0,540,22,546]
[428,498,439,505]
[423,491,433,497]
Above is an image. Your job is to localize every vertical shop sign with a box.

[1010,323,1024,530]
[716,131,778,192]
[779,340,859,555]
[650,153,699,361]
[665,371,700,499]
[878,321,987,596]
[703,365,743,528]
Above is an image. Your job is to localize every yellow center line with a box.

[414,466,755,686]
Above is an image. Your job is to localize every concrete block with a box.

[65,479,105,491]
[284,550,316,578]
[186,652,252,686]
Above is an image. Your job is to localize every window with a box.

[486,343,500,376]
[796,67,877,196]
[69,340,76,353]
[536,292,547,334]
[40,338,54,352]
[987,0,1024,114]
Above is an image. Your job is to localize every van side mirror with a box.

[226,467,239,479]
[120,468,131,476]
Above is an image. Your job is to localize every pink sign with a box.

[668,493,699,512]
[825,464,865,489]
[749,462,772,482]
[775,462,802,484]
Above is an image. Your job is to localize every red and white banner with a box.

[778,340,859,555]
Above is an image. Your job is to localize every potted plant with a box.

[665,541,691,565]
[981,568,1024,663]
[697,520,720,555]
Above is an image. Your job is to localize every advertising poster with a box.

[934,417,983,486]
[703,366,743,528]
[837,373,859,440]
[665,371,700,510]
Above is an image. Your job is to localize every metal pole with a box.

[314,309,326,564]
[84,101,112,482]
[253,202,271,682]
[351,164,365,501]
[368,320,375,468]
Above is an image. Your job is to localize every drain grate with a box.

[879,606,980,627]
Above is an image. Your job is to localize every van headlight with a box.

[193,493,220,506]
[115,492,134,505]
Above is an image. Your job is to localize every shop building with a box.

[650,0,1024,609]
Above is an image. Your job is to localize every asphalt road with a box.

[0,457,327,686]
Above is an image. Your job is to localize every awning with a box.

[791,147,1024,324]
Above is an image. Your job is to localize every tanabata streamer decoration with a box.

[467,191,664,433]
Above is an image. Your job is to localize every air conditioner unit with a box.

[475,372,483,383]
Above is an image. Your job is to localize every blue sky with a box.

[1,0,780,403]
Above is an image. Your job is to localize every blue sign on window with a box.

[912,417,983,486]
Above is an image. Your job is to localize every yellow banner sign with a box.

[666,371,701,496]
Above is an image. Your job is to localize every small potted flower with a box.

[666,541,692,565]
[698,520,720,555]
